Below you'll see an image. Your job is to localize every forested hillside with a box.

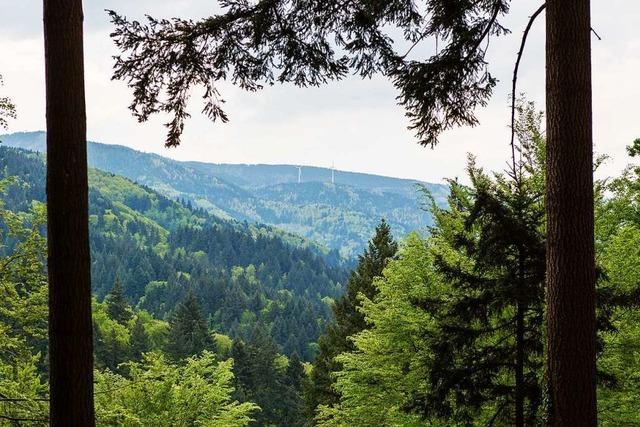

[0,146,348,360]
[1,131,447,257]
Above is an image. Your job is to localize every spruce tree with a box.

[309,220,397,412]
[129,316,149,361]
[282,353,308,427]
[406,105,546,425]
[231,324,286,426]
[165,292,212,360]
[105,278,132,324]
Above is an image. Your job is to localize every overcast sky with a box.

[1,1,638,183]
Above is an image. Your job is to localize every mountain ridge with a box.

[1,131,447,257]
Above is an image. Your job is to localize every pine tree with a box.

[165,292,212,360]
[406,104,546,425]
[282,352,309,427]
[129,316,149,361]
[105,277,132,324]
[309,220,397,412]
[231,324,285,426]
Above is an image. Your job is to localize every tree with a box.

[309,219,397,412]
[94,352,259,426]
[231,324,291,426]
[316,233,434,427]
[129,316,150,361]
[0,180,49,424]
[109,2,598,420]
[108,1,509,147]
[0,74,16,133]
[545,1,596,424]
[591,142,640,425]
[408,105,546,425]
[105,277,133,324]
[165,291,212,360]
[282,353,308,427]
[43,0,94,424]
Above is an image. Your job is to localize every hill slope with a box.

[0,146,348,359]
[1,131,447,257]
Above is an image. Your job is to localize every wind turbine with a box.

[295,166,302,183]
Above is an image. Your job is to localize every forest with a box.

[1,0,638,426]
[2,105,639,425]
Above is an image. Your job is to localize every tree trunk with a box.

[515,300,524,427]
[545,0,596,425]
[44,0,95,425]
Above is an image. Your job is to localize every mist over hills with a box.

[1,131,447,257]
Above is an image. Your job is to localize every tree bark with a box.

[515,301,524,427]
[545,0,596,425]
[44,0,95,425]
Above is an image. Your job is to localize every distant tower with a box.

[331,162,335,184]
[296,166,302,183]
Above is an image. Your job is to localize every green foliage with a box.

[0,178,48,424]
[594,155,640,425]
[94,351,259,426]
[0,145,349,359]
[0,74,16,132]
[165,292,212,361]
[129,316,150,361]
[309,220,397,412]
[404,105,546,424]
[230,325,311,426]
[106,277,133,324]
[316,234,436,427]
[282,353,309,427]
[317,103,640,426]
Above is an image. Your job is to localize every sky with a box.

[0,1,638,184]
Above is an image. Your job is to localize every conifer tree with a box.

[165,292,212,360]
[309,220,397,411]
[409,112,546,425]
[129,316,149,361]
[282,352,309,427]
[231,324,287,426]
[105,277,132,324]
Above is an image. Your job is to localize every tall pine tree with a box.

[129,316,150,361]
[231,324,286,426]
[105,278,132,324]
[282,352,309,427]
[165,292,212,360]
[309,220,397,412]
[409,117,546,425]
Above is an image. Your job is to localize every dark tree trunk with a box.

[515,301,524,427]
[545,0,596,425]
[44,0,95,425]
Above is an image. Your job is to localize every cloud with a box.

[1,0,638,183]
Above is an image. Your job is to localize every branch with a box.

[0,414,48,423]
[510,3,546,173]
[468,1,503,60]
